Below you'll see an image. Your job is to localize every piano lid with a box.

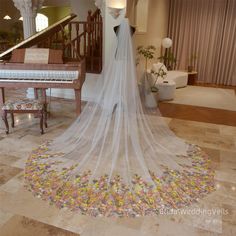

[0,13,77,60]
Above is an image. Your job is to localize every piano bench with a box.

[1,99,47,135]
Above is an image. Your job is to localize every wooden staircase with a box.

[38,9,103,74]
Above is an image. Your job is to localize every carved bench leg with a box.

[11,113,14,128]
[74,89,81,116]
[0,88,5,118]
[34,88,39,99]
[44,104,48,128]
[40,111,44,135]
[2,110,9,134]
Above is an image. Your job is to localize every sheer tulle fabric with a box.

[25,19,215,217]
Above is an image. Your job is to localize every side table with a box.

[187,71,198,85]
[157,80,176,101]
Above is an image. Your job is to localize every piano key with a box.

[0,69,78,83]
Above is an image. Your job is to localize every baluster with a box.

[87,10,92,57]
[62,26,65,58]
[99,21,102,72]
[68,23,72,42]
[68,23,72,57]
[91,22,94,71]
[78,36,81,58]
[95,16,97,44]
[83,23,87,57]
[87,10,92,34]
[72,41,76,59]
[48,37,51,48]
[76,23,79,59]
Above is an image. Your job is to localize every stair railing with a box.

[66,9,103,73]
[37,9,103,74]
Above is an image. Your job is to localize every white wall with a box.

[136,0,149,33]
[103,0,126,66]
[70,0,96,21]
[46,73,100,101]
[135,0,170,78]
[52,0,126,101]
[39,0,97,101]
[41,0,170,101]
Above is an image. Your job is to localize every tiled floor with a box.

[0,89,236,236]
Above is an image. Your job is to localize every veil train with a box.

[25,18,215,217]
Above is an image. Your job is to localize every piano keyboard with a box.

[0,69,79,83]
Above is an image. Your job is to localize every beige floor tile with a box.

[0,164,22,185]
[0,215,79,236]
[0,89,235,235]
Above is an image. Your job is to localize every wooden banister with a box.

[66,9,103,73]
[37,9,103,73]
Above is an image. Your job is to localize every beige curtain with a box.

[126,0,139,26]
[168,0,236,85]
[215,0,236,85]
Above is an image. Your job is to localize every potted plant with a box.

[137,45,158,108]
[188,53,197,72]
[150,64,168,87]
[158,51,177,70]
[146,65,167,102]
[137,45,156,71]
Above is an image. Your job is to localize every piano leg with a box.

[34,88,39,99]
[2,110,9,134]
[41,89,49,123]
[39,111,44,135]
[11,113,14,128]
[0,87,5,104]
[74,89,81,116]
[41,89,47,104]
[0,88,5,116]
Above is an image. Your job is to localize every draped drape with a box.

[215,0,236,85]
[168,0,236,86]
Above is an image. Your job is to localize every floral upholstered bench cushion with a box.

[2,99,43,111]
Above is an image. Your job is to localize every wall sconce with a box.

[3,15,12,20]
[107,0,126,19]
[19,16,23,21]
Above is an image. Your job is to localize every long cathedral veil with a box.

[25,18,215,217]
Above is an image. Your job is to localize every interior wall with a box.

[0,0,21,27]
[0,0,71,43]
[47,0,98,101]
[43,0,70,6]
[49,0,170,100]
[135,0,170,76]
[136,0,149,33]
[103,0,127,66]
[0,0,22,41]
[39,6,71,25]
[70,0,96,21]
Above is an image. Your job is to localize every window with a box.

[36,13,48,32]
[135,0,149,33]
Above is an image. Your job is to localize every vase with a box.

[145,91,158,108]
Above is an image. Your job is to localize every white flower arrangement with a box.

[150,65,167,92]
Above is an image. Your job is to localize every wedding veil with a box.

[25,18,215,217]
